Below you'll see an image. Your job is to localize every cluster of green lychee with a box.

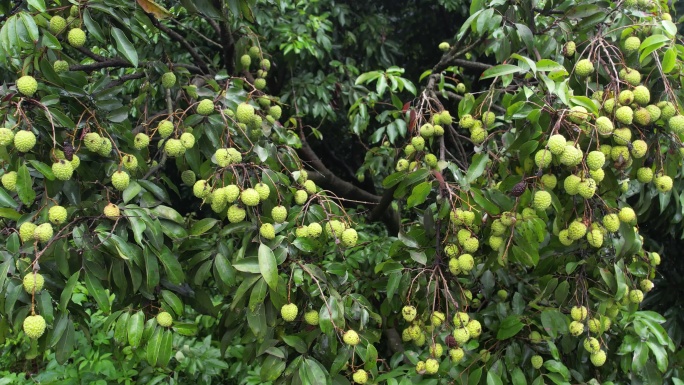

[240,46,271,91]
[395,110,453,172]
[458,110,496,145]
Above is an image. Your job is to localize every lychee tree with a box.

[1,0,684,384]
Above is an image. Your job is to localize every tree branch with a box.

[144,13,210,74]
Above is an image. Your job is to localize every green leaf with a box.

[283,335,308,354]
[28,160,55,180]
[466,153,489,183]
[257,243,278,290]
[146,328,162,366]
[487,372,503,385]
[156,246,185,284]
[54,318,75,365]
[406,181,432,208]
[111,27,138,67]
[480,64,523,80]
[497,315,524,340]
[190,218,219,235]
[16,164,35,206]
[127,311,145,347]
[540,309,567,338]
[58,271,80,312]
[84,270,111,314]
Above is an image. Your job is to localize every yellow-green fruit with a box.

[227,205,246,223]
[439,42,450,51]
[248,46,261,58]
[449,347,465,362]
[303,180,316,195]
[1,171,17,191]
[415,361,426,373]
[610,146,630,162]
[49,15,67,34]
[271,206,287,223]
[568,221,587,240]
[603,98,616,114]
[453,327,470,344]
[586,151,605,171]
[584,337,601,353]
[227,148,242,164]
[603,214,620,232]
[462,237,479,253]
[214,148,231,167]
[613,128,632,146]
[577,178,596,199]
[529,331,542,343]
[67,16,82,28]
[532,190,552,210]
[587,229,603,247]
[444,243,459,258]
[424,153,438,168]
[590,350,607,367]
[280,303,298,322]
[52,160,74,181]
[669,115,684,134]
[48,205,68,225]
[459,114,475,129]
[34,223,53,243]
[341,228,358,247]
[402,305,417,322]
[98,138,112,156]
[539,174,556,190]
[154,311,172,327]
[254,182,270,201]
[594,117,613,136]
[269,105,282,120]
[620,67,641,86]
[17,75,38,97]
[122,155,138,171]
[629,289,644,304]
[531,355,544,369]
[19,222,36,243]
[294,189,308,205]
[111,171,130,191]
[14,130,37,152]
[431,311,446,326]
[633,85,650,106]
[547,134,567,155]
[654,174,673,192]
[83,132,102,152]
[563,41,576,56]
[470,127,486,144]
[429,343,444,357]
[425,358,439,374]
[260,223,275,240]
[0,127,13,146]
[53,60,69,73]
[569,321,584,336]
[575,59,594,77]
[104,202,120,219]
[134,133,150,149]
[254,78,266,90]
[304,310,319,325]
[618,90,634,105]
[23,315,46,339]
[325,220,346,238]
[161,72,176,88]
[343,329,360,345]
[615,106,634,125]
[70,155,80,169]
[420,123,435,138]
[23,273,44,293]
[240,188,260,206]
[448,258,461,275]
[618,207,636,224]
[307,223,323,238]
[588,318,602,333]
[196,99,214,116]
[633,107,651,126]
[352,369,368,384]
[67,28,86,47]
[571,305,588,321]
[659,101,676,121]
[294,227,308,239]
[563,175,582,195]
[192,180,210,199]
[157,120,174,138]
[236,103,255,124]
[488,235,503,249]
[534,149,552,168]
[630,140,647,159]
[497,289,508,300]
[560,145,582,166]
[466,319,482,338]
[640,279,654,292]
[260,59,271,70]
[623,36,641,53]
[482,111,496,127]
[637,167,653,183]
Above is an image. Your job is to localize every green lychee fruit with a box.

[424,358,439,374]
[260,223,275,239]
[303,180,316,195]
[1,171,17,191]
[236,103,255,124]
[343,329,360,345]
[584,337,601,353]
[531,355,543,369]
[569,321,584,336]
[352,369,368,384]
[294,189,308,205]
[532,190,552,210]
[341,228,358,247]
[603,213,620,232]
[33,223,53,243]
[618,90,634,105]
[240,54,251,68]
[669,115,684,134]
[83,132,102,152]
[640,279,654,292]
[654,174,673,192]
[534,149,553,169]
[620,67,641,86]
[271,206,287,223]
[254,182,271,201]
[466,319,482,338]
[268,105,282,120]
[97,138,112,157]
[48,205,68,225]
[575,59,594,77]
[156,311,173,327]
[134,133,150,149]
[240,188,260,206]
[615,106,634,125]
[0,127,13,146]
[482,111,496,127]
[577,178,596,199]
[623,36,641,54]
[590,351,606,367]
[568,220,587,240]
[103,202,120,219]
[618,207,636,224]
[449,348,465,362]
[307,223,323,238]
[304,310,319,325]
[453,327,470,344]
[586,151,605,170]
[192,180,211,199]
[431,311,446,326]
[49,15,67,34]
[254,78,266,90]
[157,120,174,138]
[196,99,214,116]
[547,134,566,155]
[459,114,475,129]
[52,160,74,181]
[19,222,36,243]
[67,28,86,47]
[161,72,176,88]
[563,41,576,57]
[23,273,44,293]
[637,167,653,183]
[14,130,36,152]
[633,85,650,106]
[53,60,69,73]
[227,205,246,223]
[23,315,46,339]
[439,42,450,51]
[111,171,130,191]
[595,116,614,136]
[630,140,647,158]
[402,305,417,322]
[571,305,588,321]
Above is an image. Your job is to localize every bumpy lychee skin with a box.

[196,99,214,116]
[584,337,601,353]
[161,71,176,88]
[547,134,566,155]
[637,167,653,183]
[304,310,319,325]
[14,130,37,152]
[111,171,130,191]
[19,222,36,243]
[402,305,417,322]
[620,67,641,86]
[17,75,38,97]
[306,223,322,238]
[633,85,650,106]
[668,115,684,134]
[569,321,585,336]
[268,105,282,120]
[449,347,465,362]
[341,228,358,247]
[49,15,67,34]
[294,189,308,205]
[439,42,450,51]
[629,289,644,304]
[103,202,120,219]
[67,28,86,47]
[52,160,74,181]
[431,311,446,326]
[603,213,620,232]
[23,315,46,339]
[271,205,287,223]
[640,279,654,292]
[343,329,360,345]
[48,205,68,225]
[575,59,594,77]
[240,188,260,206]
[531,355,544,369]
[34,223,53,243]
[181,170,196,187]
[532,190,552,211]
[453,327,470,344]
[1,171,17,191]
[352,369,369,384]
[424,358,439,374]
[236,103,255,124]
[618,206,636,224]
[98,138,112,156]
[156,311,173,327]
[157,120,174,138]
[590,350,607,367]
[568,221,587,240]
[534,149,553,169]
[259,223,276,240]
[280,303,298,322]
[23,273,45,293]
[570,305,588,321]
[586,151,605,171]
[577,178,596,199]
[466,319,482,338]
[594,117,614,136]
[563,41,576,57]
[615,106,633,125]
[654,174,673,193]
[623,36,641,53]
[227,205,246,223]
[0,127,13,146]
[133,133,150,149]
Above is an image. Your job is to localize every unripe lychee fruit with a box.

[587,229,603,247]
[83,132,102,152]
[240,54,251,68]
[193,180,211,199]
[575,59,594,77]
[53,60,69,73]
[453,327,470,344]
[271,206,287,223]
[254,182,270,201]
[586,151,605,171]
[637,167,653,183]
[654,174,673,192]
[304,310,319,325]
[633,85,650,106]
[268,105,282,120]
[584,337,601,353]
[49,15,67,34]
[134,133,150,149]
[52,160,74,181]
[620,67,641,86]
[196,99,214,116]
[103,202,120,219]
[466,319,482,338]
[571,305,588,321]
[402,305,417,322]
[532,190,551,210]
[0,127,13,146]
[439,42,450,51]
[294,189,308,205]
[618,90,634,106]
[307,223,323,238]
[67,28,86,47]
[14,130,37,152]
[352,369,368,384]
[590,350,607,366]
[569,321,584,336]
[254,78,266,90]
[449,347,465,362]
[568,221,587,240]
[531,355,543,369]
[259,223,275,239]
[630,140,647,158]
[615,106,633,125]
[640,279,654,292]
[629,289,644,304]
[1,171,17,191]
[343,329,360,345]
[431,311,446,326]
[227,205,246,223]
[281,303,298,322]
[122,154,138,171]
[236,103,255,124]
[341,228,358,247]
[19,222,36,243]
[534,149,553,169]
[240,188,260,206]
[594,116,613,136]
[17,75,38,97]
[425,358,439,374]
[563,41,576,56]
[577,178,596,199]
[618,207,636,224]
[23,315,46,339]
[23,273,44,293]
[48,205,68,225]
[564,174,581,195]
[156,311,173,327]
[623,36,641,53]
[602,213,620,232]
[161,72,176,88]
[98,138,112,156]
[157,120,174,138]
[111,171,130,191]
[34,223,53,243]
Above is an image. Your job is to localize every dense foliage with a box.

[1,0,684,384]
